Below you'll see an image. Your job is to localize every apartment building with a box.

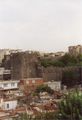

[68,45,82,56]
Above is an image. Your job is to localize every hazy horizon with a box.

[0,0,82,52]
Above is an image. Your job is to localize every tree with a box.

[35,84,54,94]
[58,90,82,120]
[40,53,79,67]
[13,113,33,120]
[60,54,78,66]
[13,112,57,120]
[62,70,80,87]
[40,59,52,67]
[77,54,82,62]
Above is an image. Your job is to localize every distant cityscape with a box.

[0,45,81,119]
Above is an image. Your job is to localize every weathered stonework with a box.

[10,52,42,79]
[1,51,82,87]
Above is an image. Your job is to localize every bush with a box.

[58,90,82,120]
[35,84,54,94]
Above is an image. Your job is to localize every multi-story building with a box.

[68,45,82,56]
[0,80,20,110]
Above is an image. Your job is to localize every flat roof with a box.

[0,80,19,84]
[22,78,43,81]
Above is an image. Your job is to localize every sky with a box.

[0,0,82,52]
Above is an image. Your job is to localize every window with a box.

[11,83,15,87]
[26,81,29,84]
[32,80,35,84]
[4,83,8,87]
[7,104,9,108]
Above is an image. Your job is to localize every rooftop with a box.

[0,80,19,84]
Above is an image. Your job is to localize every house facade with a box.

[0,98,17,110]
[45,81,61,91]
[0,80,19,90]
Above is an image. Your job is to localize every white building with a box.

[45,81,61,91]
[0,80,19,90]
[3,100,17,110]
[0,80,20,111]
[0,98,17,110]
